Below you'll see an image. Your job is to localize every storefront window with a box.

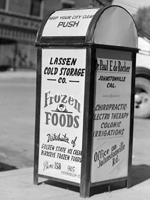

[30,0,41,17]
[0,0,6,10]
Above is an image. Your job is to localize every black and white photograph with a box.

[0,0,149,199]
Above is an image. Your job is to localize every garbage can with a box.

[34,5,138,198]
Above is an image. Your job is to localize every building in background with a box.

[0,0,94,70]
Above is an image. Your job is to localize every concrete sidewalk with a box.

[0,167,150,200]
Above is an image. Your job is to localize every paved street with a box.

[131,118,150,186]
[0,70,36,170]
[0,70,149,191]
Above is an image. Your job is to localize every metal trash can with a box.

[34,5,138,198]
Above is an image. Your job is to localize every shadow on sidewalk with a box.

[0,162,17,172]
[130,164,150,186]
[40,164,150,197]
[90,164,150,196]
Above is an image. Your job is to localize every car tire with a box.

[135,67,150,118]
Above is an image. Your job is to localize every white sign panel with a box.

[42,9,98,37]
[91,49,132,183]
[38,49,86,183]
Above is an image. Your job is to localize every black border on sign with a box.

[80,47,136,197]
[90,176,127,187]
[127,52,136,188]
[34,48,42,184]
[34,46,88,188]
[38,36,86,47]
[80,47,95,197]
[92,48,135,193]
[38,174,79,186]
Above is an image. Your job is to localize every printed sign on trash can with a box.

[91,49,132,183]
[38,48,86,183]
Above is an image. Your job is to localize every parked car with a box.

[135,36,150,118]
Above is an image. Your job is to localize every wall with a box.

[9,0,31,15]
[74,0,92,8]
[43,0,62,18]
[0,0,93,70]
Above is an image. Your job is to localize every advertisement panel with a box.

[38,48,86,183]
[42,9,98,37]
[91,49,132,183]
